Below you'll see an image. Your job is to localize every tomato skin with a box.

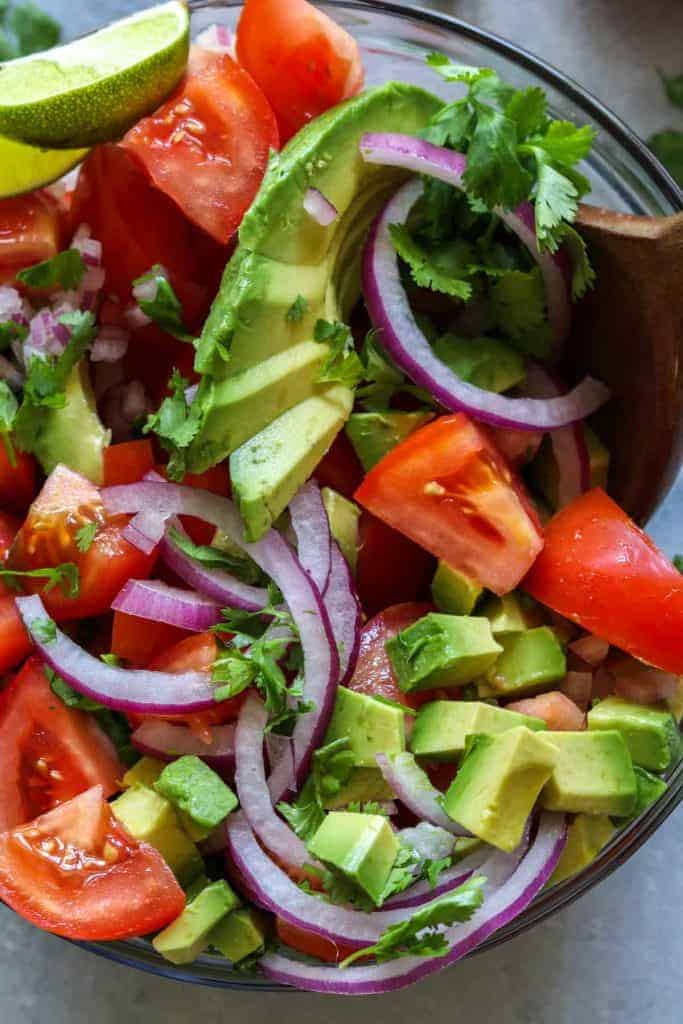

[123,48,279,244]
[103,440,155,487]
[0,444,38,516]
[356,512,435,619]
[0,598,33,673]
[348,602,434,710]
[236,0,364,142]
[276,916,359,964]
[355,414,543,596]
[524,488,683,675]
[0,658,122,831]
[314,431,363,499]
[0,191,62,279]
[0,786,185,940]
[111,612,190,668]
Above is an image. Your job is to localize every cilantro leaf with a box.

[278,777,325,842]
[8,0,59,55]
[463,103,533,211]
[212,647,258,701]
[143,370,205,481]
[0,320,28,349]
[167,525,265,586]
[379,843,422,903]
[529,159,581,251]
[31,618,56,644]
[425,56,494,86]
[17,249,85,291]
[314,319,364,390]
[558,223,596,300]
[389,224,472,300]
[0,562,79,598]
[426,857,452,889]
[286,294,309,323]
[659,69,683,109]
[673,554,683,573]
[648,131,683,187]
[504,87,547,139]
[133,266,194,342]
[75,521,98,553]
[489,267,552,357]
[0,380,18,465]
[278,737,356,842]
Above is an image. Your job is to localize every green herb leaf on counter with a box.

[286,294,309,323]
[0,561,79,598]
[17,249,85,291]
[314,319,364,390]
[133,266,194,342]
[648,131,683,187]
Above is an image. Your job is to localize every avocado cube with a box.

[209,908,266,963]
[614,766,668,825]
[540,731,638,817]
[432,334,526,394]
[487,627,566,698]
[345,411,434,472]
[33,362,109,483]
[122,756,165,790]
[307,812,399,905]
[548,813,616,886]
[324,687,405,768]
[153,880,240,965]
[481,593,542,637]
[410,700,547,761]
[321,487,361,574]
[322,767,394,809]
[587,696,681,772]
[386,613,502,693]
[155,756,238,831]
[442,727,557,852]
[111,785,203,887]
[431,561,483,616]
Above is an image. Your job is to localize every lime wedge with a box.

[0,1,190,149]
[0,135,88,198]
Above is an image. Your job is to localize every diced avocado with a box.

[209,907,266,963]
[442,727,557,852]
[307,811,399,904]
[184,874,211,902]
[481,593,543,637]
[431,561,483,616]
[210,528,264,586]
[587,696,681,772]
[32,362,110,483]
[540,731,637,817]
[530,424,610,511]
[387,613,502,693]
[432,334,526,394]
[614,766,668,825]
[324,686,405,768]
[487,627,566,698]
[111,784,203,887]
[154,756,238,831]
[345,411,434,472]
[452,836,484,863]
[410,699,547,761]
[153,880,240,965]
[122,756,165,790]
[322,767,394,809]
[230,384,353,541]
[321,486,360,574]
[548,813,616,886]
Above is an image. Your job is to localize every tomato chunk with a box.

[236,0,364,142]
[103,440,155,487]
[0,658,122,831]
[524,488,683,674]
[111,612,190,668]
[356,512,435,618]
[276,916,360,964]
[506,692,586,731]
[355,414,543,595]
[0,444,38,516]
[0,191,62,280]
[348,602,434,710]
[123,48,279,244]
[0,786,185,940]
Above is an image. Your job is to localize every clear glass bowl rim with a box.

[73,0,683,990]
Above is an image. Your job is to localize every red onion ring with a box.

[376,752,471,837]
[111,578,221,632]
[131,720,235,776]
[289,480,332,594]
[525,363,590,507]
[323,542,361,686]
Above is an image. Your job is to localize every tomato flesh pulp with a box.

[355,413,543,595]
[0,658,122,831]
[0,787,185,940]
[524,488,683,675]
[123,48,279,245]
[0,191,62,279]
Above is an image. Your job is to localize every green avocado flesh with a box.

[153,880,240,965]
[540,730,638,817]
[410,699,547,761]
[308,811,399,905]
[386,612,502,693]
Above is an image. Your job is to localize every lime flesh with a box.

[0,1,190,149]
[0,134,87,198]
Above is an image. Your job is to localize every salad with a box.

[0,0,681,997]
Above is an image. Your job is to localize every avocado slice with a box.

[410,699,548,761]
[31,361,110,483]
[321,486,360,573]
[307,811,399,905]
[486,626,566,698]
[122,756,165,790]
[540,730,638,817]
[111,783,203,888]
[345,410,434,472]
[153,880,240,965]
[430,561,483,616]
[587,696,681,772]
[548,813,616,886]
[481,592,544,636]
[432,334,526,394]
[322,767,395,809]
[209,907,266,964]
[324,686,406,768]
[386,612,502,693]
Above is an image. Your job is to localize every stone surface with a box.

[1,1,682,1020]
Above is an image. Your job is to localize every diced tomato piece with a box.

[506,691,586,731]
[0,444,38,516]
[314,432,363,498]
[103,441,155,487]
[236,0,364,142]
[524,488,683,675]
[0,597,33,673]
[355,414,543,595]
[356,512,435,618]
[0,658,122,831]
[123,48,279,244]
[0,786,185,939]
[348,602,434,711]
[0,191,62,281]
[111,612,190,668]
[490,427,543,468]
[275,916,360,964]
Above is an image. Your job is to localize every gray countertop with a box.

[2,1,683,1020]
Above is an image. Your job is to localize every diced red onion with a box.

[376,752,471,837]
[90,324,129,363]
[303,187,338,227]
[525,363,590,507]
[323,543,361,686]
[131,719,235,776]
[111,578,222,632]
[560,670,593,711]
[124,303,153,330]
[195,23,235,54]
[132,276,160,304]
[289,480,332,594]
[16,594,221,714]
[260,812,566,994]
[613,663,680,705]
[122,510,166,555]
[26,308,70,359]
[569,635,610,668]
[0,285,30,324]
[71,225,102,268]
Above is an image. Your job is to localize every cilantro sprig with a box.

[143,370,204,481]
[0,562,79,598]
[286,294,309,323]
[133,266,194,342]
[314,319,364,390]
[167,525,265,586]
[16,249,85,292]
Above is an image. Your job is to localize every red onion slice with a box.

[261,812,566,994]
[376,752,471,837]
[569,635,610,667]
[131,719,235,776]
[289,480,332,594]
[16,594,220,714]
[195,23,236,54]
[323,542,361,685]
[525,363,590,507]
[111,579,222,632]
[122,510,165,555]
[303,187,338,227]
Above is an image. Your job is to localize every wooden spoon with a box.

[563,206,683,524]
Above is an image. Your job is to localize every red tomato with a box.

[0,191,62,280]
[70,143,226,328]
[0,786,185,939]
[111,612,190,668]
[355,414,543,596]
[0,598,33,674]
[276,916,359,964]
[8,465,157,621]
[0,658,122,831]
[314,432,363,498]
[123,48,279,245]
[103,440,155,487]
[490,427,543,468]
[356,512,435,618]
[524,488,683,675]
[348,602,434,710]
[506,692,586,731]
[236,0,364,142]
[0,444,38,516]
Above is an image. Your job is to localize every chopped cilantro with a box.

[0,381,18,466]
[0,562,79,598]
[426,856,453,890]
[314,319,364,390]
[278,737,356,843]
[75,521,98,553]
[31,618,57,645]
[389,224,472,300]
[17,249,85,291]
[0,320,28,350]
[100,652,122,667]
[489,267,553,357]
[143,370,205,481]
[278,778,325,842]
[132,266,194,342]
[286,294,309,323]
[167,525,265,586]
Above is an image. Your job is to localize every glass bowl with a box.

[77,0,683,990]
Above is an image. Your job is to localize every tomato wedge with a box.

[356,512,435,618]
[0,786,185,939]
[524,488,683,674]
[355,414,543,595]
[0,444,37,516]
[111,613,190,668]
[0,658,122,831]
[0,191,62,281]
[102,440,155,487]
[236,0,364,142]
[123,47,279,245]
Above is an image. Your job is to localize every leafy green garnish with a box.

[143,370,204,481]
[425,857,453,890]
[355,329,434,413]
[75,521,98,554]
[0,562,79,598]
[278,778,326,843]
[16,249,85,291]
[0,0,60,59]
[0,381,18,466]
[673,554,683,573]
[489,267,553,357]
[340,875,486,967]
[47,669,138,766]
[133,266,194,342]
[0,320,28,350]
[314,319,364,390]
[167,525,265,586]
[30,618,56,645]
[278,737,355,842]
[389,224,473,300]
[286,294,309,323]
